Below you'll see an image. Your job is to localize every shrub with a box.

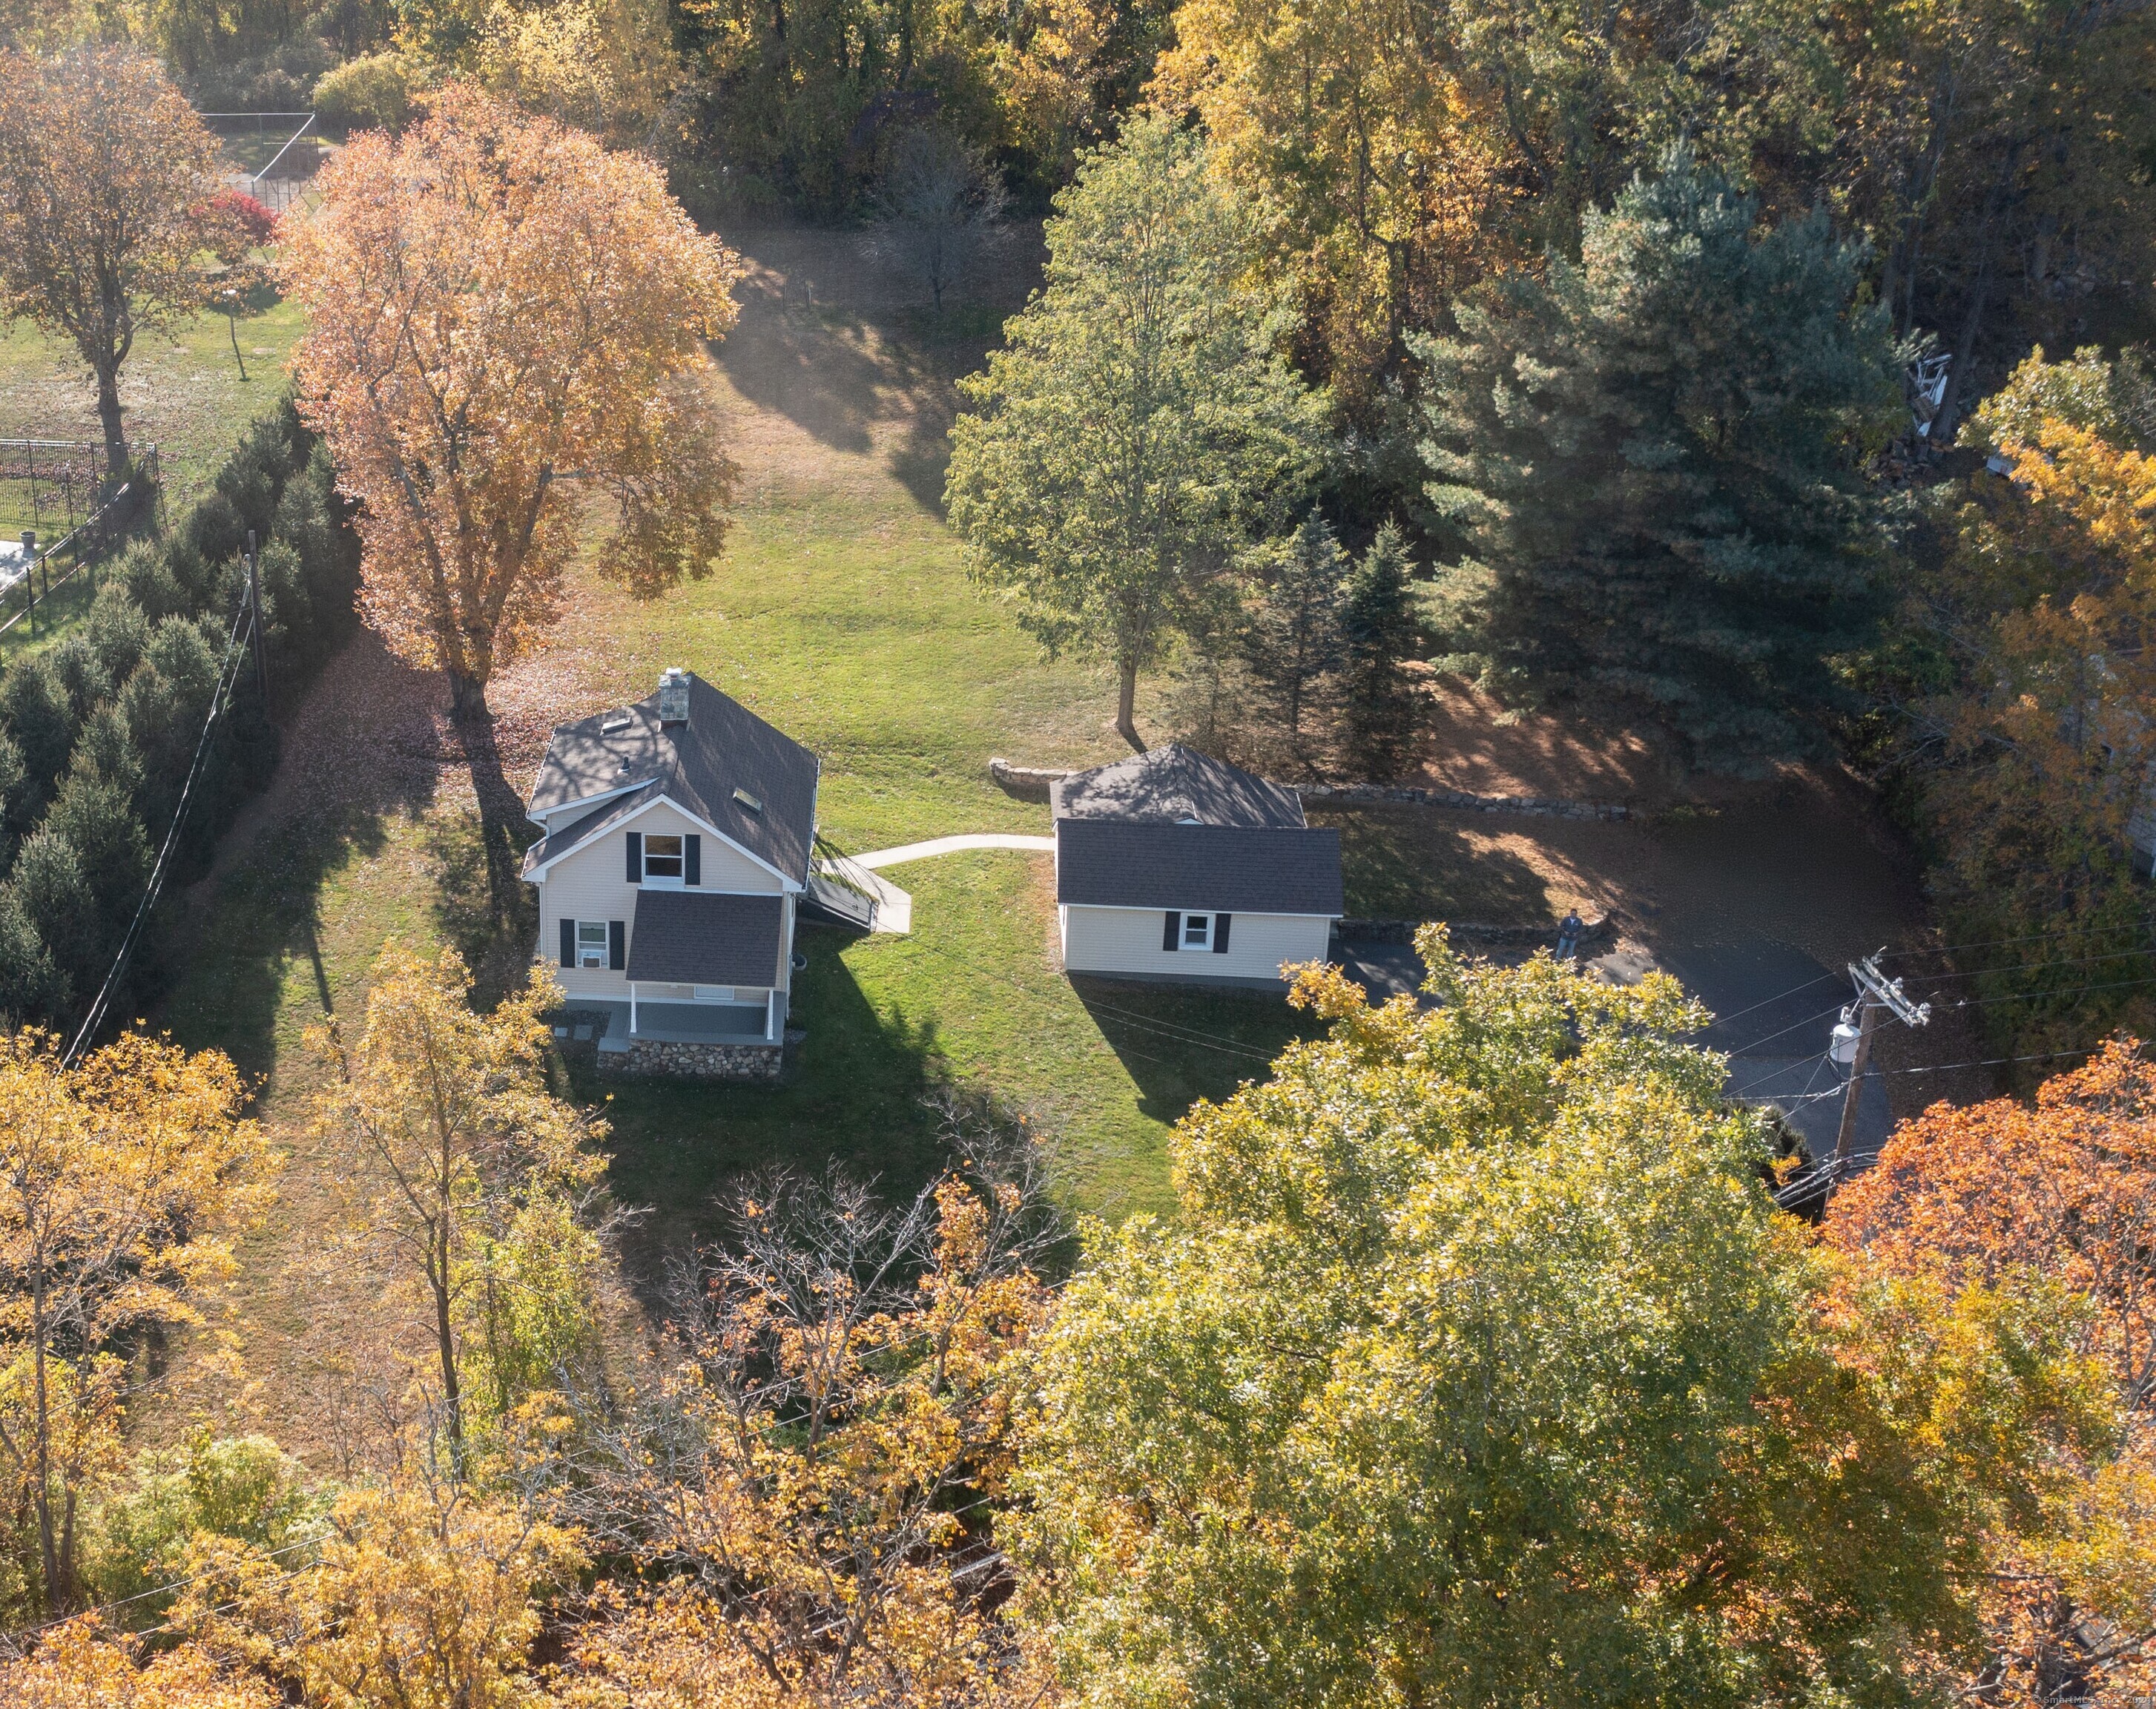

[312,52,421,137]
[87,1434,320,1620]
[0,397,357,1035]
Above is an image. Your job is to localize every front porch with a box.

[557,995,786,1081]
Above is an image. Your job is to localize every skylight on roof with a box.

[733,786,764,813]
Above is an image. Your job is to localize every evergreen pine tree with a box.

[10,828,94,1005]
[44,768,150,928]
[0,884,58,1019]
[1241,516,1348,760]
[1416,146,1902,772]
[1339,524,1425,779]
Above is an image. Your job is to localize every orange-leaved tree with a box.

[0,47,228,480]
[1825,1039,2156,1708]
[283,84,743,723]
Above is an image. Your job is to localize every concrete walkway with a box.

[849,833,1055,869]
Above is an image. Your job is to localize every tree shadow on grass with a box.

[1315,804,1557,924]
[714,269,926,458]
[426,715,540,1007]
[1069,975,1323,1127]
[155,635,452,1082]
[156,796,420,1084]
[712,228,1042,516]
[587,924,975,1295]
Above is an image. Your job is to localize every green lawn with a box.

[0,301,312,663]
[147,228,1322,1409]
[599,857,1318,1264]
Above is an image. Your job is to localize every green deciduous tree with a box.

[1417,148,1904,772]
[947,112,1328,750]
[1018,929,2103,1709]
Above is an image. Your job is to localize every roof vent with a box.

[601,712,633,734]
[733,786,763,814]
[657,667,690,728]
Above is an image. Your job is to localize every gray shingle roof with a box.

[1056,820,1342,915]
[1052,745,1307,828]
[625,889,787,985]
[527,674,819,883]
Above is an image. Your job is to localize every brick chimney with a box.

[657,666,690,727]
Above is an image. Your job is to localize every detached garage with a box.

[1052,746,1343,989]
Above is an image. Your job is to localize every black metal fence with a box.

[0,442,160,640]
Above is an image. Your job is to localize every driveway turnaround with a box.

[848,834,1056,869]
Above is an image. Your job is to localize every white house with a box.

[521,668,822,1079]
[1053,745,1343,989]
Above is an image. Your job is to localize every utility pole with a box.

[1830,952,1931,1184]
[243,530,268,708]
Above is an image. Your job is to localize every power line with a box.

[1882,921,2152,960]
[2,1533,322,1645]
[1724,998,1854,1060]
[1927,970,2156,1010]
[64,585,254,1066]
[1890,944,2156,984]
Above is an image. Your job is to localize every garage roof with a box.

[1056,820,1342,916]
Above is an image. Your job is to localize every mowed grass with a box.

[599,856,1318,1268]
[151,227,1317,1421]
[0,301,312,665]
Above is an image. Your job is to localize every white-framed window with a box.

[1182,912,1211,949]
[576,921,609,969]
[644,833,685,881]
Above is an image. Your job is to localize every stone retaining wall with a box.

[1297,783,1631,821]
[989,759,1629,820]
[989,757,1069,800]
[600,1038,785,1081]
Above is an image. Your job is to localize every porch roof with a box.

[625,890,786,987]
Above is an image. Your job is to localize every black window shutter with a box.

[559,918,575,968]
[1162,911,1181,951]
[1213,912,1232,953]
[685,834,701,886]
[608,920,626,970]
[625,832,642,883]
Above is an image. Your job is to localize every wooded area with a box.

[0,1,2149,1704]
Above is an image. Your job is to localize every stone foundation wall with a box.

[601,1038,784,1081]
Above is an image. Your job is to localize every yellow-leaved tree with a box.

[559,1107,1058,1708]
[0,1616,275,1708]
[0,1032,272,1617]
[283,84,743,722]
[175,1478,585,1709]
[1914,347,2156,1056]
[309,943,612,1476]
[1152,0,1519,411]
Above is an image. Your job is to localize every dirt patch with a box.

[1402,670,1796,808]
